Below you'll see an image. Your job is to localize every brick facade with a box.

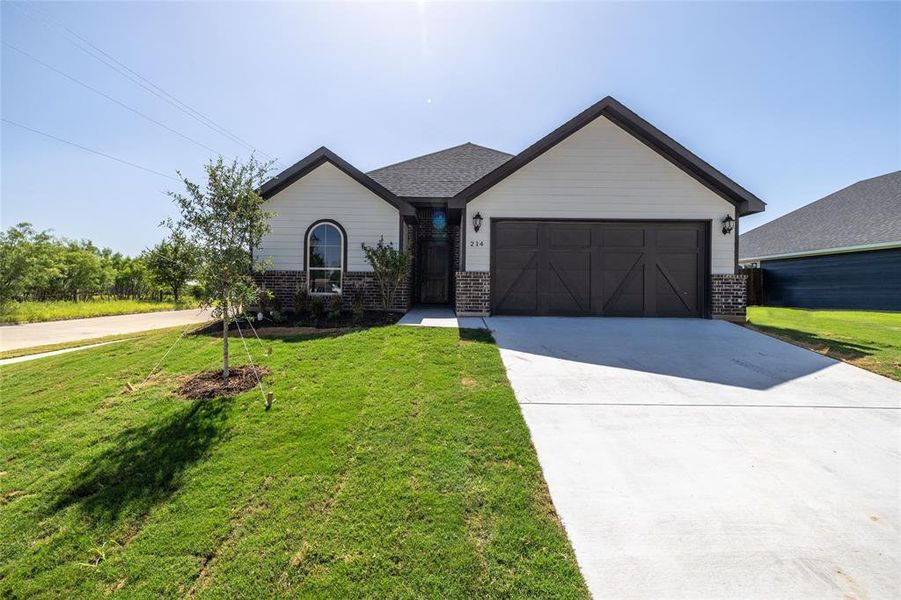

[454,271,491,315]
[711,273,747,321]
[255,270,411,313]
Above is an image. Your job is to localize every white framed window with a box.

[307,221,344,294]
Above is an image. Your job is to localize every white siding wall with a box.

[465,116,738,274]
[257,162,400,271]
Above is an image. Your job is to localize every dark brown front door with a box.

[420,239,450,303]
[492,220,708,317]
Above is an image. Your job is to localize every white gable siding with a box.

[257,162,399,271]
[465,116,738,274]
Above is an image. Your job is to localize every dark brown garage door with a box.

[492,220,708,317]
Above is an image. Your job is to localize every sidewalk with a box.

[0,308,211,353]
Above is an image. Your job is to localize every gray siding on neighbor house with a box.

[761,247,901,311]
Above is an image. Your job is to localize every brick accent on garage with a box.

[711,273,747,321]
[455,271,491,315]
[255,270,411,313]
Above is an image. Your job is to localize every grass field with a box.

[746,307,901,381]
[0,299,199,324]
[0,326,587,598]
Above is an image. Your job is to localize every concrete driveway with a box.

[486,317,901,599]
[0,308,211,352]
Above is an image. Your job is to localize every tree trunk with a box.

[222,299,230,382]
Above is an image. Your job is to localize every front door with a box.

[420,239,450,303]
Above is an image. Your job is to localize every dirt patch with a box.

[176,366,270,400]
[461,376,478,388]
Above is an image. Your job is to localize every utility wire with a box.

[2,118,181,182]
[14,0,279,164]
[3,42,225,157]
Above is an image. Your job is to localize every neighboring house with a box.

[255,96,765,320]
[739,170,901,311]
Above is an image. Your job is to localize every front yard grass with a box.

[0,299,199,324]
[0,325,587,598]
[746,307,901,381]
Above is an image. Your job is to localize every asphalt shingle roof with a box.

[367,143,512,198]
[739,170,901,260]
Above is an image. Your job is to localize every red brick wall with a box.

[255,270,411,313]
[711,274,747,321]
[454,271,490,315]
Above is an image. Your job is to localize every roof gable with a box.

[740,170,901,260]
[367,143,512,198]
[260,147,413,214]
[454,96,765,216]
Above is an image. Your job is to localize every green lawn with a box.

[746,307,901,381]
[0,326,587,598]
[0,299,199,324]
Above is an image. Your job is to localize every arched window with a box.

[306,221,344,294]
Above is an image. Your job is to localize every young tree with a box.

[361,237,412,311]
[143,231,197,301]
[166,156,273,381]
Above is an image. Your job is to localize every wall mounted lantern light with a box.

[721,214,735,235]
[472,212,484,233]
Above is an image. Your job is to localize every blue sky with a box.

[2,1,898,255]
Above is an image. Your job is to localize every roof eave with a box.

[259,147,414,215]
[454,96,766,217]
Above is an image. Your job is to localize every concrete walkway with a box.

[0,339,132,366]
[487,317,901,599]
[398,306,487,329]
[0,308,211,352]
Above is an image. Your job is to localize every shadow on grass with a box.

[52,400,232,523]
[746,323,880,360]
[458,327,496,344]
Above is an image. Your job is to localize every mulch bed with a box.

[176,366,271,400]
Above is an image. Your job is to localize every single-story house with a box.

[739,170,901,311]
[255,96,765,320]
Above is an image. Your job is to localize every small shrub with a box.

[327,295,342,321]
[351,290,365,324]
[256,289,274,312]
[361,237,411,311]
[309,297,325,323]
[294,287,310,315]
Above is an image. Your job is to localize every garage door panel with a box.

[602,228,645,248]
[655,268,697,315]
[495,249,537,270]
[657,228,700,249]
[492,221,706,317]
[549,226,591,248]
[494,223,539,248]
[545,260,590,313]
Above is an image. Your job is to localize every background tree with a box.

[143,232,197,301]
[0,223,46,307]
[166,156,273,381]
[361,237,412,311]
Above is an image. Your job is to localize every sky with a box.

[1,1,898,256]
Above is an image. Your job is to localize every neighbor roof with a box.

[367,143,513,198]
[740,170,901,260]
[454,96,766,216]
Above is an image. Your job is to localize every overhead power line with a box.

[14,0,279,164]
[3,42,225,157]
[2,118,181,182]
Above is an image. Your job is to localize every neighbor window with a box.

[307,222,343,294]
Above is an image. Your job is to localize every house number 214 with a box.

[469,240,485,247]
